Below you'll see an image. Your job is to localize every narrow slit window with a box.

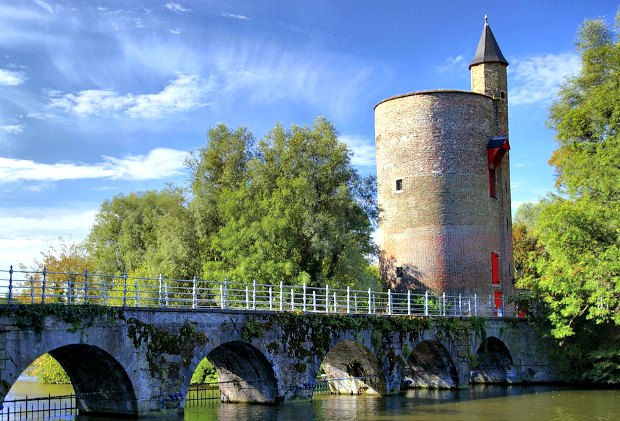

[489,169,495,197]
[395,178,403,192]
[491,252,500,285]
[396,266,404,278]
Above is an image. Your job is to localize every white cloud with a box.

[1,124,23,134]
[510,53,581,105]
[222,13,249,21]
[165,2,188,13]
[340,135,376,167]
[170,28,181,35]
[0,148,188,183]
[49,74,213,119]
[0,68,27,85]
[0,208,97,270]
[437,55,464,72]
[34,0,53,14]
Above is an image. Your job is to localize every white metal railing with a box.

[0,266,513,318]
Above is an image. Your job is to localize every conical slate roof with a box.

[469,16,508,69]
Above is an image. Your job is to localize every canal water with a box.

[4,381,620,420]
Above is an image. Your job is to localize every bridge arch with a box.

[188,340,278,404]
[316,339,387,395]
[3,344,137,416]
[403,339,459,389]
[470,336,515,383]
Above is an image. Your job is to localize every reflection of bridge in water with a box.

[0,268,558,418]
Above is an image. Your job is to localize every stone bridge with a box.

[0,304,557,417]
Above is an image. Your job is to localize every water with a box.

[4,381,620,420]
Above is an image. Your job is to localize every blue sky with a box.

[0,0,617,271]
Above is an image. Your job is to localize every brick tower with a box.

[375,17,514,306]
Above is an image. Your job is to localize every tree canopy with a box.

[84,117,379,290]
[514,14,620,383]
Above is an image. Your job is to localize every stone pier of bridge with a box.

[0,305,559,417]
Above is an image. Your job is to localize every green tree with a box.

[87,187,199,279]
[198,117,379,288]
[520,14,620,383]
[186,125,255,268]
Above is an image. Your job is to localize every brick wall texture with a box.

[375,84,513,298]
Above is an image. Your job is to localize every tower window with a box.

[396,266,404,278]
[489,169,496,197]
[500,91,506,99]
[395,178,403,192]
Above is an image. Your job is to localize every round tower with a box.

[375,18,514,305]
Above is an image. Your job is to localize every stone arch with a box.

[470,336,515,383]
[403,340,459,389]
[198,340,278,404]
[5,344,137,417]
[318,340,387,395]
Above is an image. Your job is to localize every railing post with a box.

[158,274,163,308]
[303,284,307,312]
[8,265,13,305]
[368,288,372,314]
[325,285,329,313]
[219,284,224,309]
[424,290,429,316]
[459,294,462,316]
[223,279,228,309]
[502,296,506,318]
[134,276,138,307]
[354,293,358,313]
[245,286,250,310]
[442,292,446,316]
[269,287,273,311]
[253,280,257,310]
[67,276,72,305]
[313,291,317,312]
[474,294,478,316]
[407,290,411,315]
[30,276,34,304]
[102,279,107,306]
[346,286,350,314]
[333,291,337,313]
[165,282,169,308]
[192,276,197,309]
[123,273,128,307]
[387,289,392,315]
[84,269,89,304]
[291,289,295,311]
[41,265,47,304]
[279,281,283,311]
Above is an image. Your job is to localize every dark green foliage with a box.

[2,303,122,333]
[126,318,208,376]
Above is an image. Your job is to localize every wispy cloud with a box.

[0,208,97,268]
[34,0,54,14]
[165,2,188,13]
[48,74,213,119]
[0,68,27,85]
[437,55,464,72]
[0,148,188,183]
[510,53,581,105]
[340,135,376,167]
[1,124,23,134]
[222,13,249,21]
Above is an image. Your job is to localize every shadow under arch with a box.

[318,340,387,395]
[404,340,459,389]
[205,340,278,404]
[470,336,515,384]
[45,344,137,416]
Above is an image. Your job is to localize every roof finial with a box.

[484,15,488,25]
